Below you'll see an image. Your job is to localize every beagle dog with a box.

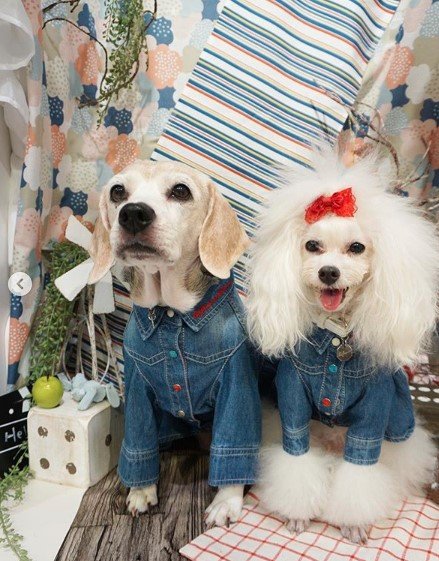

[89,160,261,527]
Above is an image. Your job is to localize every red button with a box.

[321,397,331,407]
[173,384,182,392]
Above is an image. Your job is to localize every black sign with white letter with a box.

[0,387,31,477]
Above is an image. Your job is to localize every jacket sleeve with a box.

[209,340,261,486]
[276,357,313,456]
[117,347,160,487]
[385,369,415,442]
[344,372,395,465]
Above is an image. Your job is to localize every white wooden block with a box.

[28,393,123,488]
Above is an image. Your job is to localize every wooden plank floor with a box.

[56,448,216,561]
[56,403,438,561]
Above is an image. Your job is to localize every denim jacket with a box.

[276,326,414,465]
[118,277,261,488]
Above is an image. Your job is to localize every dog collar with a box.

[312,314,355,361]
[313,312,351,338]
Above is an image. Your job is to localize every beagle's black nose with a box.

[318,266,340,286]
[119,203,156,235]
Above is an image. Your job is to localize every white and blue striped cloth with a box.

[97,0,400,383]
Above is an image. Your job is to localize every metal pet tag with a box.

[148,309,156,327]
[336,342,353,361]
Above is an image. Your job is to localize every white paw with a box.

[341,525,369,544]
[126,484,158,517]
[286,518,310,535]
[205,485,244,528]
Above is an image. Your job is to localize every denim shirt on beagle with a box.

[276,326,415,466]
[118,276,261,488]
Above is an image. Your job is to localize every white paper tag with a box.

[55,259,94,301]
[65,216,92,251]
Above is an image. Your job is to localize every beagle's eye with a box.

[170,183,192,201]
[305,240,321,252]
[110,184,127,203]
[348,242,365,254]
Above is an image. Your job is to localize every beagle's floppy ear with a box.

[199,182,250,278]
[88,196,115,284]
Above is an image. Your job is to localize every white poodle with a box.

[246,145,439,543]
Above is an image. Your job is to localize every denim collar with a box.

[307,326,336,355]
[134,276,234,339]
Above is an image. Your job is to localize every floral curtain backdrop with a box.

[8,0,221,387]
[7,0,439,389]
[343,0,439,200]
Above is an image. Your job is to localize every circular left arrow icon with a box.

[8,272,32,296]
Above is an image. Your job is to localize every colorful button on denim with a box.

[328,364,337,373]
[169,350,178,358]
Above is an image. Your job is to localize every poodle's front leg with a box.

[257,446,332,535]
[205,485,244,527]
[323,460,399,543]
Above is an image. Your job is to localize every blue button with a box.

[328,364,338,373]
[169,350,178,358]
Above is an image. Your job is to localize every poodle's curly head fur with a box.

[246,145,439,367]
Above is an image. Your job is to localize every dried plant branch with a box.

[42,0,80,13]
[316,85,435,203]
[43,0,157,123]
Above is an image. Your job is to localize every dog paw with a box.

[204,485,244,528]
[286,518,310,535]
[126,484,158,517]
[340,525,368,544]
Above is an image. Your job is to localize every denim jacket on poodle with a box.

[276,325,414,466]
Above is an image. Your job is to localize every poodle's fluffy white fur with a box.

[247,146,439,541]
[247,146,439,366]
[258,411,436,541]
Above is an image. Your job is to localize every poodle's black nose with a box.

[318,266,340,286]
[119,203,156,235]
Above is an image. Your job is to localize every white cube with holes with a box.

[28,392,124,488]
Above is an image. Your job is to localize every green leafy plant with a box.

[29,242,88,384]
[2,242,87,559]
[0,444,32,561]
[43,0,157,124]
[98,0,157,120]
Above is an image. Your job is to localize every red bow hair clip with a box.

[305,187,357,224]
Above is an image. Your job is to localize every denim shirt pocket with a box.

[125,345,166,366]
[124,308,166,366]
[342,355,376,378]
[185,347,240,365]
[288,341,325,376]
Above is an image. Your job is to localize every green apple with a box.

[32,376,64,408]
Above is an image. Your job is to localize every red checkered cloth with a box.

[180,492,439,561]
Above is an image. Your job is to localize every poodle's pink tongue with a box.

[320,289,344,311]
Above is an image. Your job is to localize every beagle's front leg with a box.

[204,485,244,528]
[126,484,158,517]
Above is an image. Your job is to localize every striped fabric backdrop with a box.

[152,0,399,288]
[93,0,399,385]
